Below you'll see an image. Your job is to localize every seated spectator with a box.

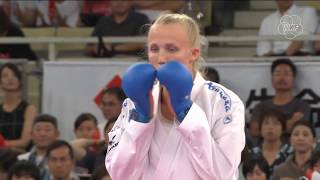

[249,109,292,175]
[47,140,78,180]
[304,151,320,180]
[74,113,99,140]
[0,148,20,180]
[201,66,220,83]
[8,160,41,180]
[256,0,318,56]
[242,155,270,180]
[0,63,37,151]
[272,120,316,179]
[0,8,38,61]
[132,1,185,22]
[0,1,38,27]
[251,59,310,136]
[98,87,126,136]
[36,0,81,27]
[71,118,116,175]
[71,113,100,175]
[92,164,112,180]
[18,114,60,180]
[85,1,149,57]
[80,0,112,27]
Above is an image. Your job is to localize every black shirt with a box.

[92,10,150,37]
[0,25,38,61]
[0,100,29,140]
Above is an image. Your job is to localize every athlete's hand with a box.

[157,61,193,122]
[122,63,156,123]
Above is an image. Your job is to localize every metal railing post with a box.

[48,42,56,61]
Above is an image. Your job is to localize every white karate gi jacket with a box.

[105,73,245,180]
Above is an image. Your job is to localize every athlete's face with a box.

[147,23,200,73]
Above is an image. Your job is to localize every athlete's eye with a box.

[149,45,159,53]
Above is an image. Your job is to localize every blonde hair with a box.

[149,13,205,72]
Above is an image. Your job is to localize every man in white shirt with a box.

[36,0,80,27]
[256,0,318,56]
[18,114,60,180]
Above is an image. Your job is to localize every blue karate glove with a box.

[157,61,193,122]
[122,63,156,123]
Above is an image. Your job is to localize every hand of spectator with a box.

[263,50,274,56]
[53,11,67,26]
[286,112,304,132]
[86,43,114,57]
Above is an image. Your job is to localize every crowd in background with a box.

[1,0,320,60]
[1,0,320,180]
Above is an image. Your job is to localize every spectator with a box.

[0,8,38,61]
[201,66,220,83]
[132,1,186,22]
[249,109,292,175]
[92,164,112,180]
[315,25,320,55]
[242,155,270,180]
[86,0,150,57]
[47,140,78,180]
[0,148,19,180]
[304,150,320,180]
[272,120,316,179]
[71,118,116,174]
[80,0,112,27]
[74,113,99,140]
[0,63,37,150]
[0,1,38,27]
[8,160,41,180]
[256,0,318,56]
[251,59,310,135]
[18,114,60,180]
[36,0,81,27]
[71,113,100,175]
[98,87,126,136]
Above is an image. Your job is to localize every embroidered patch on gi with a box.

[107,128,121,153]
[223,115,232,124]
[206,82,232,112]
[123,101,127,107]
[129,109,139,122]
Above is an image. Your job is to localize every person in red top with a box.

[80,0,112,26]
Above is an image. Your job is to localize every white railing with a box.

[1,35,320,61]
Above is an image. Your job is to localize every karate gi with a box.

[106,73,245,180]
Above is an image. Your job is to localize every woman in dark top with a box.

[0,63,37,150]
[0,7,38,61]
[249,108,292,175]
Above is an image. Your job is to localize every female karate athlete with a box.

[105,13,245,180]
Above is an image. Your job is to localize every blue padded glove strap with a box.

[176,102,192,123]
[129,109,150,123]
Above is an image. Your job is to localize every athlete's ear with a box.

[191,48,200,63]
